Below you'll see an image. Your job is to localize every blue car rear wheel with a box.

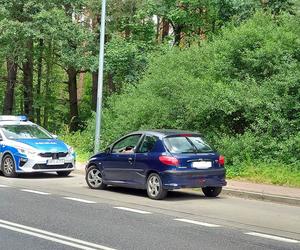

[202,187,222,197]
[146,173,168,200]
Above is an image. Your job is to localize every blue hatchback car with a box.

[85,130,226,200]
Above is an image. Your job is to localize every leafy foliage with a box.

[1,1,299,185]
[64,12,300,186]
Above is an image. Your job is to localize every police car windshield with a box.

[1,125,53,140]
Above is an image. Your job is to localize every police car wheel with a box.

[2,155,17,178]
[57,171,71,177]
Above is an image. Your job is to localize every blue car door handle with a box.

[128,157,133,164]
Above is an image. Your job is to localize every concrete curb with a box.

[74,166,300,207]
[74,168,85,175]
[222,188,300,207]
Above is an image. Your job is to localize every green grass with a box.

[226,162,300,188]
[74,149,91,163]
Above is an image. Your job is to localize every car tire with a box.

[146,173,168,200]
[57,171,72,177]
[86,165,107,190]
[2,154,17,178]
[202,187,222,197]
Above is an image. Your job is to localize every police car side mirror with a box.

[52,134,58,139]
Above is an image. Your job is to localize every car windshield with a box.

[163,136,214,154]
[0,125,53,140]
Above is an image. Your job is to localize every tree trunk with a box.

[20,95,24,114]
[91,14,100,112]
[77,72,85,102]
[3,59,17,115]
[36,39,43,125]
[108,72,115,93]
[124,25,131,39]
[161,18,170,41]
[23,39,34,121]
[43,42,52,128]
[43,65,50,128]
[92,70,98,111]
[174,25,183,46]
[67,67,79,131]
[156,16,160,42]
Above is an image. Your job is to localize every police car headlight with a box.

[67,146,74,154]
[16,147,37,156]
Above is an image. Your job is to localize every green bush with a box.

[62,12,300,186]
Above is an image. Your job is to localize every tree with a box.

[49,4,96,131]
[86,0,155,111]
[0,1,29,115]
[0,0,96,130]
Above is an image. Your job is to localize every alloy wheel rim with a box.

[87,169,102,188]
[148,176,160,197]
[3,157,14,174]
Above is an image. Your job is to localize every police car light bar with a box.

[0,115,28,122]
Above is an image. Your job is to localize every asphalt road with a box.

[0,172,299,250]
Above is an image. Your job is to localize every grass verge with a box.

[226,162,300,188]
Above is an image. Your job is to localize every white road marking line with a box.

[21,189,50,195]
[114,207,152,214]
[0,184,9,187]
[0,223,96,250]
[0,219,116,250]
[64,197,96,204]
[174,218,221,228]
[245,232,299,244]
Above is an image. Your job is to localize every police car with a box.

[0,116,75,177]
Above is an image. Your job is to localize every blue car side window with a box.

[112,134,142,154]
[137,136,158,153]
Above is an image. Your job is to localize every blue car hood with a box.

[15,139,68,152]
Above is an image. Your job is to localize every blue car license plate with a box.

[192,161,211,169]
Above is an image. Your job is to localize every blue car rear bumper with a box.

[161,168,226,190]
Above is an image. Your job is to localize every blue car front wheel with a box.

[2,154,17,178]
[86,165,107,190]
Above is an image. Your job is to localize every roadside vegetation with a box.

[62,12,300,187]
[1,1,299,186]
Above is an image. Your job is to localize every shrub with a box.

[63,12,300,186]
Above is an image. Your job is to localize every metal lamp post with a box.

[94,0,107,154]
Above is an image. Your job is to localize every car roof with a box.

[130,129,201,139]
[0,116,32,126]
[0,121,34,126]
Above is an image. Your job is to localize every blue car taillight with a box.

[218,155,225,167]
[159,156,179,166]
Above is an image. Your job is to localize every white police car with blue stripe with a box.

[0,116,75,177]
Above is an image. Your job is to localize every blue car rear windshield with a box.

[163,136,214,154]
[1,125,53,140]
